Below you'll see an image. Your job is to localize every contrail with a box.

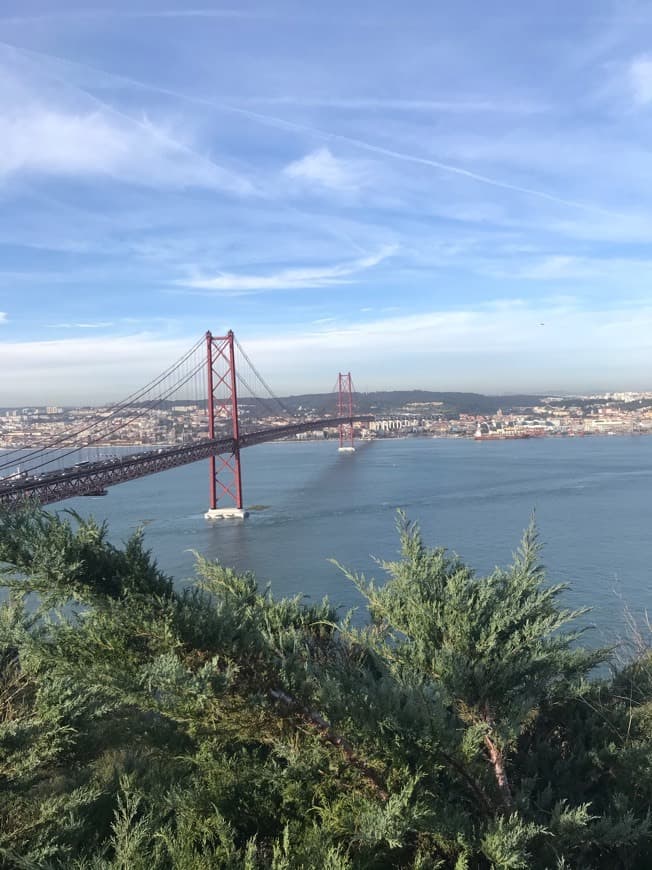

[31,61,255,196]
[0,39,623,218]
[0,9,258,25]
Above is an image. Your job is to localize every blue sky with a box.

[2,0,652,403]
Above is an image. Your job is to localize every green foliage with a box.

[1,505,651,867]
[0,507,173,603]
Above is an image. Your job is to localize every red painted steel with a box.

[337,372,355,449]
[0,415,373,509]
[227,330,243,509]
[206,330,243,510]
[206,331,217,510]
[0,330,371,510]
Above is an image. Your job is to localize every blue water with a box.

[5,436,652,646]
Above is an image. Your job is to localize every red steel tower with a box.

[337,372,356,452]
[205,330,246,519]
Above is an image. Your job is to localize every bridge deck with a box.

[0,416,372,508]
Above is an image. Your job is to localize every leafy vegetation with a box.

[1,507,651,868]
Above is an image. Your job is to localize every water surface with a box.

[21,435,650,646]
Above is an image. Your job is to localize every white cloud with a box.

[0,103,252,193]
[134,9,259,19]
[485,254,652,283]
[485,255,592,281]
[280,128,616,216]
[0,38,619,216]
[0,9,258,24]
[629,55,652,105]
[0,333,194,405]
[181,246,397,293]
[6,299,652,404]
[0,312,7,323]
[47,321,115,329]
[255,97,546,114]
[546,212,652,244]
[283,147,365,192]
[242,299,652,393]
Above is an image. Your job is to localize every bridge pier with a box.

[205,330,246,519]
[204,507,248,520]
[338,373,356,452]
[0,327,373,510]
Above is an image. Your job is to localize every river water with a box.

[4,436,652,646]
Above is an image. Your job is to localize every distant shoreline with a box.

[3,430,652,451]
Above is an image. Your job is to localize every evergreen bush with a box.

[1,507,650,868]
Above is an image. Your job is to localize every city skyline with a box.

[3,1,652,403]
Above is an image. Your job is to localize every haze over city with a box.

[2,0,652,404]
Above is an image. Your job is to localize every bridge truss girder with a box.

[0,416,372,509]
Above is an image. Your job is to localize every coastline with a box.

[3,429,651,451]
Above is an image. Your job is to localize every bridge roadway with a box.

[0,415,373,508]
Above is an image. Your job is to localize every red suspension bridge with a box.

[0,331,372,516]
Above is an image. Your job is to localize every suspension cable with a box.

[0,336,205,472]
[21,357,207,476]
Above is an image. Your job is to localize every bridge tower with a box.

[204,330,247,519]
[337,372,356,453]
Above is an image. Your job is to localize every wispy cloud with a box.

[0,312,7,324]
[628,55,652,104]
[0,41,619,217]
[487,255,590,281]
[0,9,258,25]
[0,333,194,404]
[187,109,622,218]
[251,97,545,114]
[128,8,259,18]
[283,147,365,192]
[6,297,652,404]
[0,102,252,193]
[180,246,397,294]
[6,5,652,400]
[0,51,253,194]
[243,298,652,393]
[47,321,115,329]
[485,254,652,283]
